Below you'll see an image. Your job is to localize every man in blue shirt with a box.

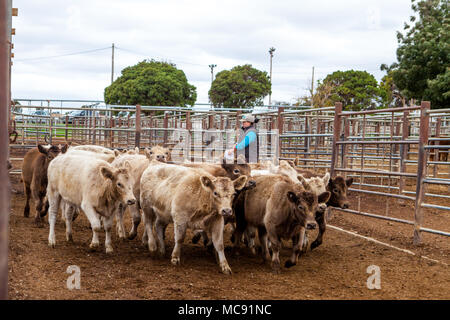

[226,114,259,163]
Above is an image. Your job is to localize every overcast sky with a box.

[11,0,414,105]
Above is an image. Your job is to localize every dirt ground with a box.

[6,151,450,300]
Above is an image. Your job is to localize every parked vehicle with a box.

[66,109,100,124]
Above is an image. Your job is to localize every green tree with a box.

[208,64,271,108]
[390,0,449,108]
[379,64,406,108]
[104,59,197,107]
[316,70,381,111]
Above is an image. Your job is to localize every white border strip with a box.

[328,224,448,266]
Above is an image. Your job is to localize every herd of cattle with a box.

[21,144,353,274]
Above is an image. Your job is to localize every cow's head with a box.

[327,176,353,209]
[287,190,330,229]
[38,144,62,161]
[221,159,255,189]
[303,172,330,213]
[145,145,170,163]
[200,175,247,217]
[100,161,136,206]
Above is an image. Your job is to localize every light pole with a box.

[268,47,275,106]
[208,64,217,105]
[209,64,217,85]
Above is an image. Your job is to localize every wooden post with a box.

[413,101,430,245]
[163,111,168,145]
[330,102,343,177]
[135,105,141,149]
[208,114,214,129]
[0,0,11,300]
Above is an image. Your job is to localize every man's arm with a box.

[235,131,257,150]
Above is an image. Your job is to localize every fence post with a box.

[330,102,343,177]
[0,0,11,300]
[135,105,141,149]
[413,101,430,245]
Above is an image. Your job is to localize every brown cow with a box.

[181,160,255,247]
[22,144,68,225]
[233,174,330,273]
[140,162,247,274]
[296,168,353,250]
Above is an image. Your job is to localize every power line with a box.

[115,46,207,67]
[15,46,111,62]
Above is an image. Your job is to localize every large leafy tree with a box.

[104,59,197,107]
[379,64,406,108]
[391,0,449,108]
[208,64,271,108]
[315,70,381,111]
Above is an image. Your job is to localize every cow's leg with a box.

[311,210,326,250]
[258,226,271,262]
[142,205,158,254]
[245,226,257,255]
[155,218,168,257]
[47,191,61,248]
[141,212,148,245]
[103,215,114,254]
[115,203,126,240]
[171,221,187,266]
[285,232,303,268]
[192,230,202,244]
[32,189,44,226]
[127,203,141,240]
[41,198,49,217]
[211,217,232,275]
[64,204,75,242]
[267,230,281,273]
[23,183,31,217]
[81,203,102,250]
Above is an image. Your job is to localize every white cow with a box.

[47,153,136,253]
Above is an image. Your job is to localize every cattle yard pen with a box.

[8,99,450,246]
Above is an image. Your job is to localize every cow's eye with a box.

[117,183,123,188]
[297,205,304,210]
[213,191,219,197]
[233,169,240,174]
[333,188,339,193]
[150,151,153,155]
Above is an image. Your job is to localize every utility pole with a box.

[268,47,275,106]
[208,64,216,85]
[111,43,114,84]
[311,66,315,107]
[208,64,216,105]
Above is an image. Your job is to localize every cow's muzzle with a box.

[221,208,232,216]
[127,199,136,206]
[306,222,317,230]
